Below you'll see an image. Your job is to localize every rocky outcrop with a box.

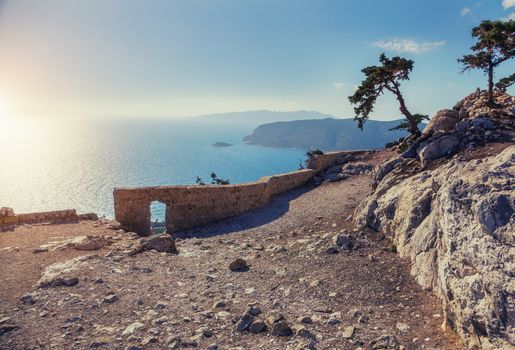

[356,146,514,349]
[397,91,514,167]
[355,92,514,349]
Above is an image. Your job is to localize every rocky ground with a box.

[0,150,463,350]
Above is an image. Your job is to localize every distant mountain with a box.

[243,118,425,151]
[192,110,333,127]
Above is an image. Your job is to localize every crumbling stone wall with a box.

[114,151,366,235]
[0,208,78,228]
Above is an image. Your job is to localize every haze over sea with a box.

[0,118,305,221]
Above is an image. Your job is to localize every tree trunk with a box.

[395,90,420,136]
[488,62,494,106]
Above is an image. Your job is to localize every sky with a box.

[0,0,513,121]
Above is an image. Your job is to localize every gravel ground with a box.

[0,150,463,349]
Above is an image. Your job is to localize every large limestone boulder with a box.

[423,109,459,135]
[355,145,515,350]
[417,135,460,166]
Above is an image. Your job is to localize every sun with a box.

[0,96,24,144]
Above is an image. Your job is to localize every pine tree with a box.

[458,20,515,105]
[349,53,420,136]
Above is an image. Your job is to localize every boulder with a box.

[36,256,92,288]
[417,135,459,166]
[67,235,112,251]
[141,234,177,253]
[423,109,459,135]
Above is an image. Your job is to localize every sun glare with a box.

[0,96,25,145]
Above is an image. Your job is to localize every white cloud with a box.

[372,38,446,54]
[461,7,471,16]
[332,82,345,90]
[503,0,515,9]
[352,84,359,91]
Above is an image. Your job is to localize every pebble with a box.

[212,300,226,308]
[298,316,313,324]
[229,258,249,272]
[248,320,268,333]
[271,320,293,336]
[103,294,118,304]
[122,322,144,336]
[341,325,355,339]
[236,313,254,332]
[325,246,339,255]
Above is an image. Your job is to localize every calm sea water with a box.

[0,119,305,220]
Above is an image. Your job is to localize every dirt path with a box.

[0,150,462,349]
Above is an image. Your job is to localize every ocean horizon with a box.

[0,118,306,221]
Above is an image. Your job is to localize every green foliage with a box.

[388,113,429,132]
[306,149,324,158]
[195,173,230,186]
[495,73,515,92]
[195,176,205,186]
[349,53,419,135]
[210,172,230,185]
[458,20,515,103]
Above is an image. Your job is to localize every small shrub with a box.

[210,172,230,185]
[306,149,324,158]
[195,172,230,186]
[195,176,206,186]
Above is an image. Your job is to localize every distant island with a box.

[192,110,334,128]
[243,117,426,151]
[212,141,233,148]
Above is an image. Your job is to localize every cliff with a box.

[355,91,515,349]
[243,118,423,151]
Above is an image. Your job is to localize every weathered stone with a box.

[271,320,293,337]
[229,258,248,272]
[423,109,459,135]
[417,135,459,165]
[122,322,144,336]
[0,324,18,335]
[245,304,262,316]
[297,327,316,339]
[325,246,339,255]
[334,234,353,251]
[248,320,268,333]
[235,313,254,332]
[103,294,118,304]
[396,322,409,334]
[298,316,313,324]
[370,334,399,349]
[341,325,355,339]
[66,235,112,251]
[141,234,177,253]
[20,293,35,304]
[356,144,515,350]
[36,256,91,288]
[212,300,226,309]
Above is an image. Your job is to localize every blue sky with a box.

[0,0,513,120]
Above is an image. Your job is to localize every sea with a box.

[0,118,306,221]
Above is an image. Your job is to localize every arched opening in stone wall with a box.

[150,201,166,234]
